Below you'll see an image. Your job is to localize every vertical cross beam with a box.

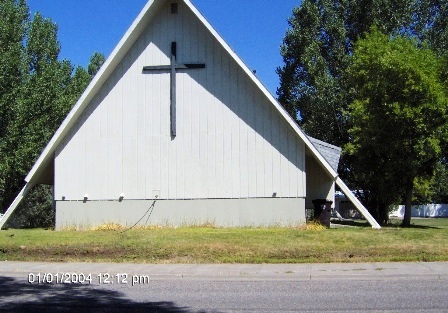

[170,42,177,137]
[142,42,205,138]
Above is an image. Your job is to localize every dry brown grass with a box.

[1,218,447,263]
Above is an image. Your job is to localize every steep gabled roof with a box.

[2,0,380,229]
[25,0,338,185]
[308,136,342,172]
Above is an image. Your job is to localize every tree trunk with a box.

[365,196,379,224]
[379,202,389,226]
[402,184,413,227]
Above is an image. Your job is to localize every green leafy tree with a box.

[418,1,448,202]
[277,0,448,219]
[1,12,70,213]
[0,0,29,212]
[431,160,448,203]
[88,51,105,77]
[277,0,414,147]
[277,0,348,146]
[345,29,448,226]
[0,0,28,135]
[0,2,104,227]
[276,1,416,218]
[417,0,448,56]
[415,156,448,204]
[5,185,54,228]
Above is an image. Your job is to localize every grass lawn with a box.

[1,218,447,264]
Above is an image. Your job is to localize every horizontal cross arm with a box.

[143,63,206,71]
[182,63,206,69]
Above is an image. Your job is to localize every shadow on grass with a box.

[331,218,444,229]
[330,219,371,228]
[0,276,215,313]
[385,223,441,230]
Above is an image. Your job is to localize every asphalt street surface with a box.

[1,262,447,312]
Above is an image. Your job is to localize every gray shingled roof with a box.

[308,136,342,172]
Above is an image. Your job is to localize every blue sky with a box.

[26,0,301,95]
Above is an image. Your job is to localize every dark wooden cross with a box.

[143,42,206,137]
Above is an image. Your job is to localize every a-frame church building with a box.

[0,0,380,229]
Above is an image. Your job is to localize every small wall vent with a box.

[171,3,178,14]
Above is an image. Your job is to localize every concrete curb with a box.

[1,261,447,282]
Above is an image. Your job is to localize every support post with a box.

[335,177,381,229]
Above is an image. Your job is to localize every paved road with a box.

[1,262,447,312]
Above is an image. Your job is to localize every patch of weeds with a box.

[91,223,125,231]
[297,221,327,231]
[179,220,218,229]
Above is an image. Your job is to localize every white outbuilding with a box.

[0,0,380,229]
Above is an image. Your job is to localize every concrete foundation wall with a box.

[55,198,305,230]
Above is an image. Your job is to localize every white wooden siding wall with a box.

[305,153,335,209]
[54,2,305,201]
